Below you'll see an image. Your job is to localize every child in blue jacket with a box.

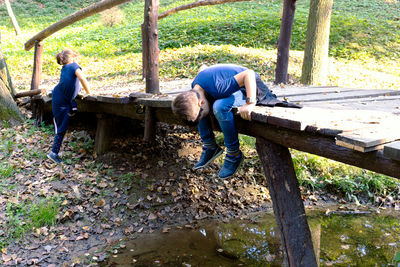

[47,48,90,164]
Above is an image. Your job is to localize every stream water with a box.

[100,207,400,266]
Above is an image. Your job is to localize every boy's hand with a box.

[239,103,256,121]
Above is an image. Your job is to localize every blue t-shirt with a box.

[191,64,248,99]
[52,62,81,105]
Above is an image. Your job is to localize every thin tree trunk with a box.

[275,0,297,84]
[301,0,333,85]
[4,0,21,36]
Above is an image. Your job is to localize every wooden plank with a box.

[96,95,131,104]
[383,141,400,161]
[272,86,354,97]
[336,140,384,153]
[136,97,173,108]
[336,127,400,149]
[286,89,400,103]
[250,106,389,135]
[256,137,317,266]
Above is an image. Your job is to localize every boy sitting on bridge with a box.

[172,64,283,178]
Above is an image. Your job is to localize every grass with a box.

[235,134,400,204]
[2,197,60,247]
[291,150,400,203]
[0,0,399,90]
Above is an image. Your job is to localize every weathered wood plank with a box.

[256,137,317,266]
[336,140,384,153]
[96,95,131,104]
[336,127,400,149]
[251,106,395,136]
[383,141,400,161]
[273,86,353,97]
[286,89,400,103]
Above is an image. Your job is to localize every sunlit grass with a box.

[0,0,399,92]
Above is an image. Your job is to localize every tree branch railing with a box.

[24,0,131,51]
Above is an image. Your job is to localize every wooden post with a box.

[31,41,43,90]
[255,136,317,267]
[142,0,160,142]
[95,114,114,155]
[275,0,297,84]
[141,23,148,80]
[31,41,44,123]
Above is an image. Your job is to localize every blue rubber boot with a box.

[194,146,223,170]
[219,152,244,179]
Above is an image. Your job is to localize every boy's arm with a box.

[234,69,257,121]
[75,68,90,95]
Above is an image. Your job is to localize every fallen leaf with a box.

[148,213,157,220]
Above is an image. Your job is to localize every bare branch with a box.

[158,0,250,20]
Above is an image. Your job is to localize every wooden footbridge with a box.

[22,0,400,266]
[31,84,400,178]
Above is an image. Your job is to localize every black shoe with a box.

[193,146,223,170]
[219,152,244,179]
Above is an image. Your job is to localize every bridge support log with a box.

[95,114,114,155]
[255,136,317,267]
[142,0,159,142]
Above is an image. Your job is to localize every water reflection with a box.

[101,208,400,266]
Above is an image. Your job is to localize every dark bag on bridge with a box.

[255,77,302,108]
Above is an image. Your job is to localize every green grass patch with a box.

[0,164,14,179]
[234,134,400,203]
[2,197,60,248]
[292,151,400,202]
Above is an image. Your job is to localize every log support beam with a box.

[95,114,114,155]
[142,0,160,142]
[256,136,317,266]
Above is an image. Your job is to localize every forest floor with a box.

[0,104,375,267]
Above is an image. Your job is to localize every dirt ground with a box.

[1,102,345,267]
[4,74,377,266]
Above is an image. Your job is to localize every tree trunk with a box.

[0,34,24,125]
[275,0,297,84]
[301,0,333,85]
[5,0,21,36]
